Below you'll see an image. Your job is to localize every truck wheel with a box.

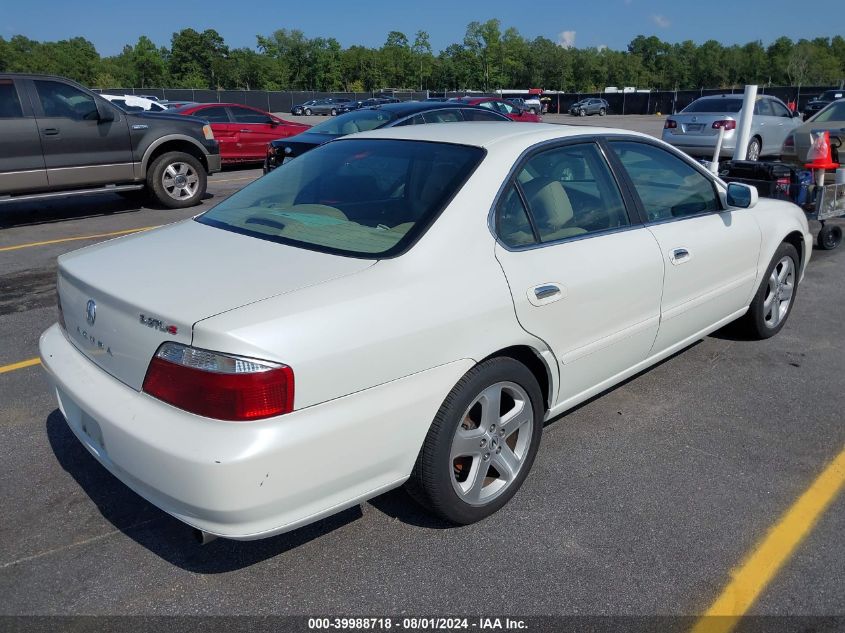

[147,152,206,209]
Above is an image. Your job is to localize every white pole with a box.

[733,84,758,161]
[711,125,726,175]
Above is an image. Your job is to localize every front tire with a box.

[740,242,799,339]
[304,108,312,115]
[579,108,586,117]
[147,151,206,209]
[406,357,543,525]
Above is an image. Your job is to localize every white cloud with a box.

[558,30,577,48]
[652,14,671,28]
[597,44,608,52]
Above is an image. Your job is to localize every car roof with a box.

[357,101,500,116]
[348,122,651,150]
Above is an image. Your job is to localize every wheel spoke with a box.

[479,385,502,430]
[491,445,520,482]
[780,283,793,301]
[769,270,779,291]
[465,460,490,502]
[778,260,792,283]
[451,429,484,459]
[186,174,198,184]
[164,165,177,179]
[769,297,781,324]
[500,399,530,438]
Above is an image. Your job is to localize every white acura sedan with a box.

[40,123,812,541]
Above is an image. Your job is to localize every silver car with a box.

[781,99,845,165]
[663,94,802,160]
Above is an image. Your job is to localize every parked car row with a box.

[265,100,513,172]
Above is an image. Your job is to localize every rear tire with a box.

[747,137,762,161]
[406,357,543,525]
[304,108,312,115]
[330,108,337,116]
[599,108,606,116]
[739,242,799,339]
[147,151,206,209]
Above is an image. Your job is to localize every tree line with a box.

[1,21,844,93]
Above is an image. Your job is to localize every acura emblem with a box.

[85,299,97,326]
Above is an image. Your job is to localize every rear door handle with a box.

[239,129,253,133]
[669,248,691,264]
[42,127,60,136]
[528,283,566,306]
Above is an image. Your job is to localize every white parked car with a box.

[40,123,812,541]
[100,94,168,113]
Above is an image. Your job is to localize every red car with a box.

[173,103,311,163]
[452,97,542,122]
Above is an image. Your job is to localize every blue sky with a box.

[3,0,844,55]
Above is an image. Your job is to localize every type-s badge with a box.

[139,314,178,335]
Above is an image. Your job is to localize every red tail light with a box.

[712,120,737,130]
[142,343,294,421]
[664,119,677,129]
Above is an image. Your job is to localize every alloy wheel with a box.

[161,162,199,201]
[763,256,795,328]
[449,381,534,506]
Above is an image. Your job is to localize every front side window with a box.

[462,108,508,122]
[34,80,98,121]
[610,141,720,221]
[754,99,774,116]
[515,143,629,242]
[231,107,272,124]
[197,139,484,257]
[771,100,792,118]
[0,79,24,118]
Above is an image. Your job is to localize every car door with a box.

[0,77,48,194]
[494,141,665,406]
[193,106,237,160]
[607,140,761,354]
[752,98,781,155]
[229,106,279,160]
[769,98,800,153]
[28,78,133,187]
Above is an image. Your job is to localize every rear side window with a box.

[462,108,507,122]
[195,106,230,122]
[496,185,537,247]
[231,107,271,124]
[610,141,720,221]
[197,139,484,258]
[0,79,23,118]
[515,143,629,242]
[754,100,774,116]
[34,80,98,121]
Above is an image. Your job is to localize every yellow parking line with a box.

[0,358,41,374]
[691,446,845,633]
[0,226,158,253]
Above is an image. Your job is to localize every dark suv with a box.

[568,98,609,117]
[0,74,221,209]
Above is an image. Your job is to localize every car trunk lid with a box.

[668,113,738,136]
[56,220,375,390]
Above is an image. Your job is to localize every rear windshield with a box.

[811,101,845,123]
[197,139,485,258]
[308,109,398,135]
[682,98,743,113]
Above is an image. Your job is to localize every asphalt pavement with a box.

[0,118,843,626]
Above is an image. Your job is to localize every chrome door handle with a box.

[670,248,691,264]
[239,129,252,133]
[534,284,561,300]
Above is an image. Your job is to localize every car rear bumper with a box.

[40,323,471,540]
[663,135,737,157]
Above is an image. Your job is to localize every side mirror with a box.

[96,101,115,123]
[793,109,802,118]
[727,182,758,209]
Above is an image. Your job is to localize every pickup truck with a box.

[0,74,221,209]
